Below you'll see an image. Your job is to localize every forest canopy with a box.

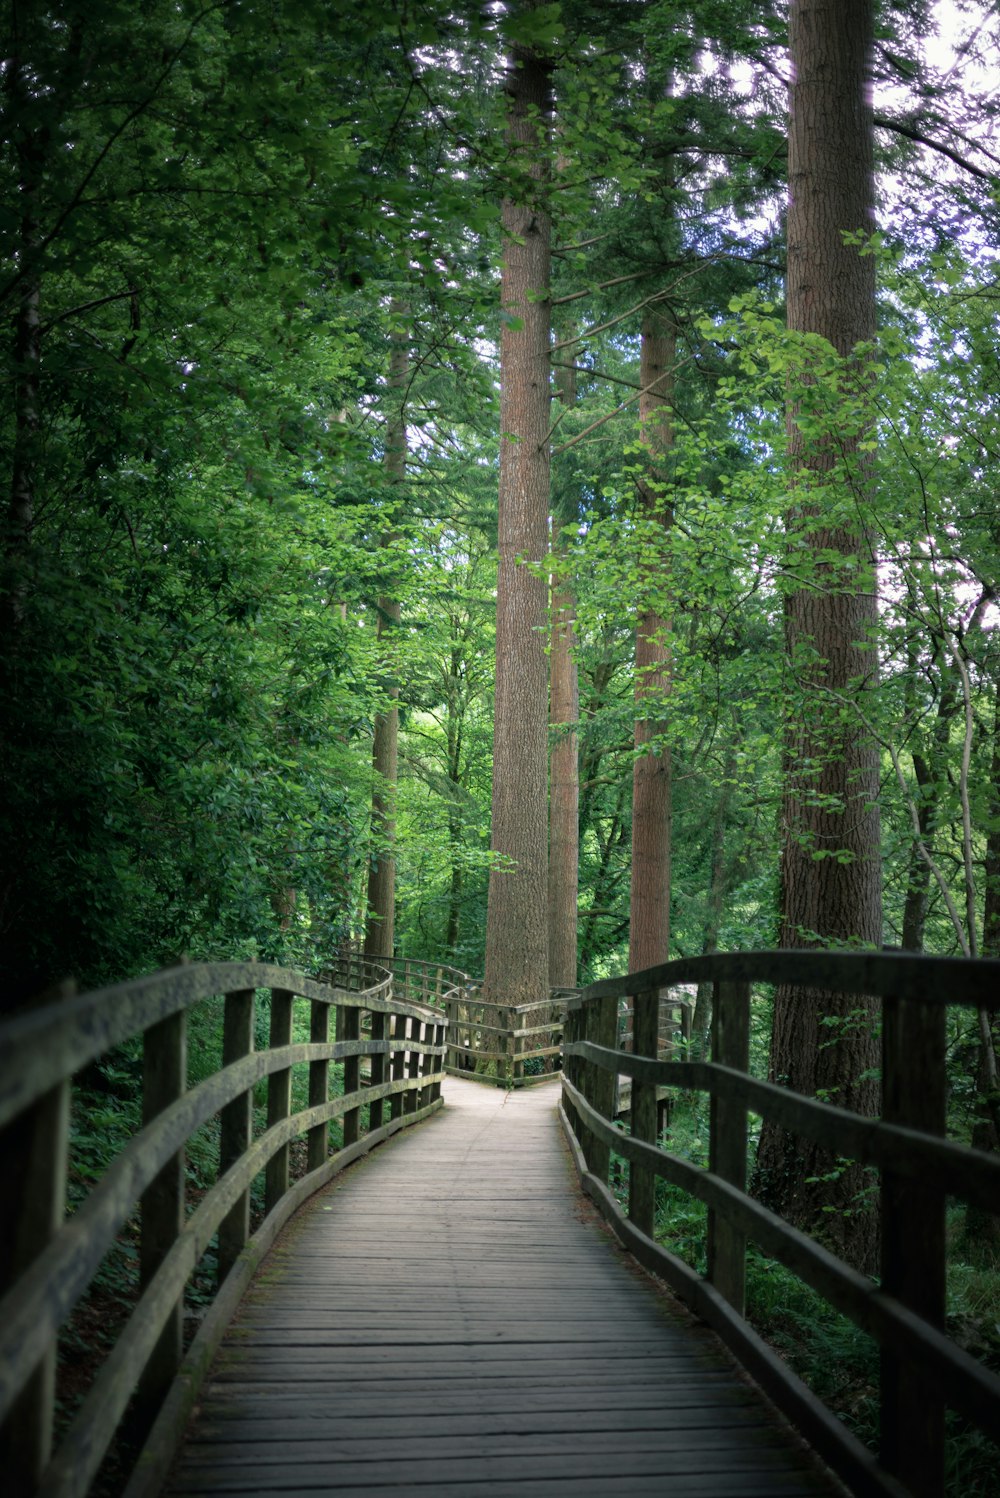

[2,0,1000,1010]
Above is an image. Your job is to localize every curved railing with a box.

[357,953,566,1083]
[0,960,446,1498]
[561,948,1000,1498]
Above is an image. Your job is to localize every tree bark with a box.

[755,0,882,1274]
[628,312,674,974]
[364,308,407,961]
[4,52,46,632]
[481,15,552,1011]
[965,673,1000,1253]
[900,635,956,951]
[549,347,579,988]
[692,745,737,1058]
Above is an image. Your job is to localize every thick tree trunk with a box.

[481,19,552,1011]
[364,310,407,961]
[755,0,882,1274]
[628,312,674,974]
[549,351,579,989]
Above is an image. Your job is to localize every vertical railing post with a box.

[561,1001,582,1144]
[339,998,361,1147]
[629,986,659,1237]
[445,992,457,1073]
[137,1007,187,1423]
[390,1012,407,1120]
[369,1005,386,1132]
[431,1017,446,1101]
[265,989,294,1214]
[584,992,618,1184]
[307,999,330,1172]
[511,1007,524,1087]
[880,992,946,1496]
[218,988,255,1285]
[406,1016,423,1114]
[0,983,72,1498]
[707,978,749,1315]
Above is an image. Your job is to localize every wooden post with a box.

[218,988,254,1285]
[707,979,749,1315]
[137,1009,187,1426]
[629,987,659,1237]
[0,1067,70,1496]
[369,1009,386,1131]
[561,1002,582,1143]
[307,1000,330,1173]
[445,994,457,1072]
[265,990,294,1214]
[390,1013,408,1121]
[431,1019,446,1101]
[880,992,946,1496]
[584,993,618,1183]
[339,1000,361,1147]
[405,1018,423,1114]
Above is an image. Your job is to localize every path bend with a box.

[168,1077,840,1498]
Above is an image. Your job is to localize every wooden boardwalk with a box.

[168,1077,840,1498]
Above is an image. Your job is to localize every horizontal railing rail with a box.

[355,952,566,1084]
[560,948,1000,1498]
[442,987,565,1085]
[0,959,447,1498]
[325,950,472,1016]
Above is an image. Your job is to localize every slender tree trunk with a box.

[481,16,552,1010]
[965,677,1000,1254]
[364,308,407,960]
[628,312,674,973]
[692,746,737,1057]
[445,702,464,954]
[755,0,882,1274]
[4,57,45,631]
[549,348,579,988]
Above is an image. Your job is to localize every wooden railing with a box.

[442,985,566,1084]
[353,953,567,1084]
[560,949,1000,1498]
[328,950,471,1015]
[0,960,447,1498]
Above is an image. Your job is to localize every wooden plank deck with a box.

[168,1077,841,1497]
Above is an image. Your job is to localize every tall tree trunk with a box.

[754,0,882,1274]
[363,308,407,961]
[628,312,674,974]
[549,347,579,988]
[692,745,737,1057]
[900,636,956,951]
[965,675,1000,1254]
[4,56,45,632]
[481,14,552,1011]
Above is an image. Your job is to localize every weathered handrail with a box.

[560,948,1000,1498]
[355,952,566,1083]
[327,950,471,1014]
[0,960,447,1498]
[442,987,566,1084]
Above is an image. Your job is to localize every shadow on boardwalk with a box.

[168,1077,840,1497]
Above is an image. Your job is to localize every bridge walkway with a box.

[167,1077,840,1498]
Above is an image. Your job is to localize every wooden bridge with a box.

[2,951,999,1498]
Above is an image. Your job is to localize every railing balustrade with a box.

[354,952,566,1084]
[0,960,447,1498]
[560,948,1000,1498]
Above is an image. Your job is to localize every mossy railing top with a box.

[560,947,1000,1498]
[0,959,447,1498]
